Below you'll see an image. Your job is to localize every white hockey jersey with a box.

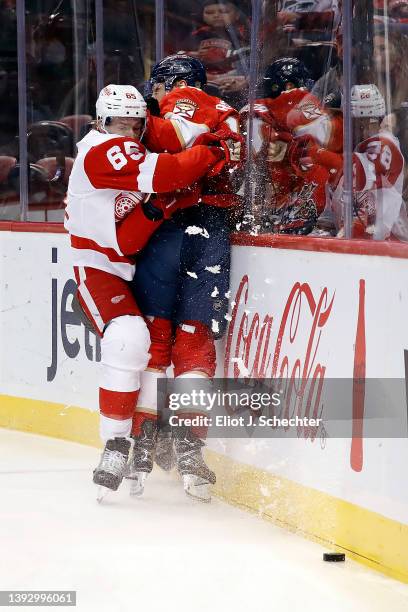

[65,128,223,279]
[330,130,404,240]
[65,130,145,280]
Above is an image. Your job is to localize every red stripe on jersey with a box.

[70,234,134,264]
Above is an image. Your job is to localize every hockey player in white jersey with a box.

[307,84,404,239]
[65,84,228,500]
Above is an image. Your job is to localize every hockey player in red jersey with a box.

[242,57,342,234]
[127,55,243,502]
[307,84,405,240]
[64,83,230,499]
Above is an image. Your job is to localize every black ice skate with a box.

[154,428,176,472]
[126,419,158,496]
[93,437,132,502]
[173,426,216,503]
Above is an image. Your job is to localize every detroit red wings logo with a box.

[114,192,143,222]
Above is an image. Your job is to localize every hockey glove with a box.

[143,191,204,220]
[143,194,178,220]
[146,97,161,117]
[265,129,292,162]
[194,129,245,177]
[287,135,321,175]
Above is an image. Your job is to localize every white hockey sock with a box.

[136,369,167,415]
[100,414,132,442]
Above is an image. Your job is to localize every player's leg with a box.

[126,317,175,495]
[171,320,217,501]
[128,222,183,493]
[74,267,150,498]
[171,218,231,501]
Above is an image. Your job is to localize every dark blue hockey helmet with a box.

[263,57,313,99]
[148,54,207,93]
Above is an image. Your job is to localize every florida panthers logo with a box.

[300,103,324,121]
[173,99,198,119]
[114,192,143,222]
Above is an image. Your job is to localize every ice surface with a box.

[0,429,407,612]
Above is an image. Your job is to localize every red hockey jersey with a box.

[144,86,241,207]
[65,129,223,279]
[247,90,343,152]
[241,93,332,233]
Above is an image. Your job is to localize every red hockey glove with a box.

[143,194,183,220]
[144,187,203,220]
[194,130,245,177]
[288,135,320,175]
[194,128,243,150]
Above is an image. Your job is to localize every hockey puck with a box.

[323,552,345,562]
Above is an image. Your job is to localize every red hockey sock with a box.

[99,388,139,420]
[176,412,209,440]
[172,320,216,378]
[131,411,158,436]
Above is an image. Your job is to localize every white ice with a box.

[1,429,408,612]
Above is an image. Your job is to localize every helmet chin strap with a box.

[139,118,147,140]
[96,116,109,133]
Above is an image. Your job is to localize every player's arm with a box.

[116,200,163,255]
[143,114,186,153]
[287,92,343,152]
[309,146,343,173]
[150,146,224,192]
[84,136,225,194]
[144,113,211,152]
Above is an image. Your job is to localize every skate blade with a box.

[96,485,111,503]
[182,475,212,503]
[129,472,147,497]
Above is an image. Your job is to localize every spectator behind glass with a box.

[31,11,73,117]
[312,24,408,113]
[276,0,340,44]
[372,26,408,111]
[389,0,408,20]
[311,29,343,108]
[58,52,137,120]
[182,0,250,105]
[0,0,18,151]
[375,0,408,24]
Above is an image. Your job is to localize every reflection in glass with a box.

[245,0,342,236]
[164,0,251,108]
[0,0,19,220]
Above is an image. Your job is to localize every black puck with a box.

[323,552,345,562]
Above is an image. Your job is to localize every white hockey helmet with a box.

[350,84,386,118]
[96,84,147,129]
